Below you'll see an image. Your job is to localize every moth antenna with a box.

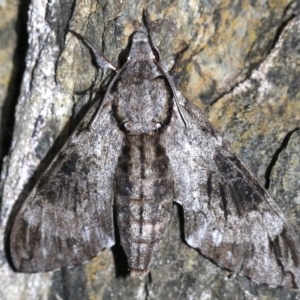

[89,60,130,128]
[69,29,117,71]
[69,29,130,129]
[142,10,187,127]
[142,10,162,62]
[154,62,187,127]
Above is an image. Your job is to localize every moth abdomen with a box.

[115,135,174,274]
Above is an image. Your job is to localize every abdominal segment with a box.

[115,134,174,275]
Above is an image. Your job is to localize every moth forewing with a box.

[10,100,122,272]
[9,12,300,289]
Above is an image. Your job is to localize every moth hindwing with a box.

[9,12,300,288]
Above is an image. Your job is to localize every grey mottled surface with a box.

[1,0,300,299]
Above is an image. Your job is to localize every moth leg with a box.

[69,30,117,71]
[75,86,106,95]
[74,73,113,95]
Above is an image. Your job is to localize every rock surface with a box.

[0,0,26,163]
[1,0,300,299]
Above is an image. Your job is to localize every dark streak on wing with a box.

[61,153,79,176]
[269,235,284,271]
[140,136,146,180]
[206,173,213,209]
[281,228,299,267]
[218,183,228,220]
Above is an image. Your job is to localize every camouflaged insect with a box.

[10,12,300,288]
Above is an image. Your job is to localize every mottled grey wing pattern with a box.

[165,98,300,288]
[10,100,124,273]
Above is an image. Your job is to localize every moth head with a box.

[128,31,157,62]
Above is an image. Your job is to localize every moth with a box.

[9,12,300,288]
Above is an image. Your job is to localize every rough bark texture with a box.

[1,0,300,299]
